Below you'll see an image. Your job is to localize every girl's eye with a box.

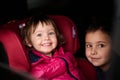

[49,32,55,35]
[36,33,42,37]
[98,44,105,48]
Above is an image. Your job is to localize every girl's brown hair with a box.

[20,15,65,48]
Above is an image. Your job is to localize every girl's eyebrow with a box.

[34,31,42,33]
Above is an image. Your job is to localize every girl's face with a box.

[85,30,111,71]
[27,22,57,57]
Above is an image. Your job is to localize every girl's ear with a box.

[25,39,32,47]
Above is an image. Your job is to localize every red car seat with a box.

[0,15,97,80]
[0,29,30,72]
[0,15,80,54]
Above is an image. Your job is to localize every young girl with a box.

[85,25,112,80]
[20,15,83,80]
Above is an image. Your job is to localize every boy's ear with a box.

[25,39,32,47]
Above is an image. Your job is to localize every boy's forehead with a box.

[86,30,110,40]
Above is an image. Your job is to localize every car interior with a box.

[0,15,97,80]
[0,0,117,80]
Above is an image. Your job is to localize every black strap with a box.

[60,57,78,80]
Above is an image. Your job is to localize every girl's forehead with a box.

[35,23,54,30]
[29,22,54,33]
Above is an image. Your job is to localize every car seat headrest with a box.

[0,29,30,72]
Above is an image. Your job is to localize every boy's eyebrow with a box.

[97,41,108,43]
[85,41,108,45]
[85,42,91,44]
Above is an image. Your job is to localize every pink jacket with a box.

[29,47,84,80]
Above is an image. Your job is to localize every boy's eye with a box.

[86,44,92,48]
[98,44,105,48]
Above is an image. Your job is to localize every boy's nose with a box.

[91,48,97,55]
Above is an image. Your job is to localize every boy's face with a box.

[27,22,57,57]
[85,30,111,71]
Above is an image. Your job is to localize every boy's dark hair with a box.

[86,16,112,37]
[86,24,112,37]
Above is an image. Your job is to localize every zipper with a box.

[60,57,78,80]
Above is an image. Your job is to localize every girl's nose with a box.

[44,34,49,40]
